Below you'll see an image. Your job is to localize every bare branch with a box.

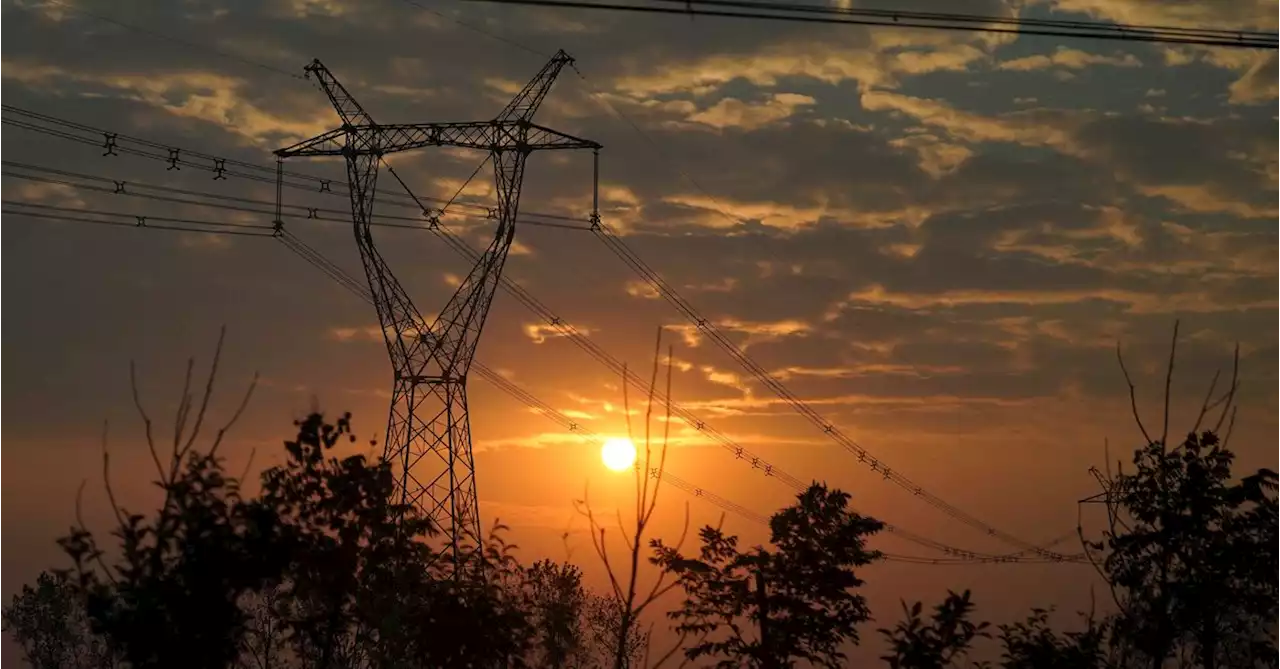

[74,480,119,587]
[209,372,260,459]
[1191,368,1221,435]
[1221,406,1238,450]
[130,360,165,483]
[1160,319,1179,451]
[100,420,126,531]
[181,326,228,459]
[1213,343,1240,435]
[237,447,258,485]
[173,358,195,454]
[1116,342,1154,446]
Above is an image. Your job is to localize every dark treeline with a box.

[4,333,1276,669]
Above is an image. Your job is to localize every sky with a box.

[2,0,1277,664]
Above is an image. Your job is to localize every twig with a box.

[1115,342,1153,446]
[1159,320,1179,451]
[1191,368,1221,434]
[173,358,195,455]
[100,420,127,530]
[182,326,228,459]
[1213,344,1240,435]
[210,372,260,459]
[237,447,258,484]
[130,361,165,482]
[74,480,119,586]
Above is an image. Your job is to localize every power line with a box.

[2,192,1079,565]
[590,220,1079,561]
[5,106,1084,561]
[1,162,590,233]
[460,0,1277,49]
[257,213,1080,565]
[0,106,596,229]
[554,63,1081,560]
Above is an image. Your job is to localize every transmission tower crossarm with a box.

[274,122,599,159]
[377,121,599,152]
[274,127,350,158]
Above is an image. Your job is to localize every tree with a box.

[55,331,281,669]
[1,570,118,669]
[996,608,1109,669]
[1084,325,1278,669]
[524,560,589,667]
[583,593,648,668]
[655,483,884,668]
[879,594,1110,669]
[577,329,690,669]
[879,590,988,669]
[38,333,536,669]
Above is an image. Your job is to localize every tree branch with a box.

[1116,342,1153,446]
[1160,320,1179,451]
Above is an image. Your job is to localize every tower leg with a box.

[383,375,481,567]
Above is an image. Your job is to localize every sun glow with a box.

[601,437,637,472]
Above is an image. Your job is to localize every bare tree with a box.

[576,328,690,669]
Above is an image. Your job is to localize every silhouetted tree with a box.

[879,590,988,669]
[655,483,884,668]
[31,333,541,669]
[583,593,648,668]
[880,594,1114,669]
[1,570,118,669]
[1085,325,1279,669]
[524,560,589,666]
[995,608,1109,669]
[55,331,278,669]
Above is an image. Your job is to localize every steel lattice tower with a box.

[275,51,600,566]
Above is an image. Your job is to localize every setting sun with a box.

[600,437,637,472]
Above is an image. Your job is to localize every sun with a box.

[601,437,637,472]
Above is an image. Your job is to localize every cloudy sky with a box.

[3,0,1277,662]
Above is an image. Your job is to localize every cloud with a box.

[1,61,332,147]
[524,322,594,344]
[997,47,1141,71]
[685,93,817,130]
[1228,53,1279,104]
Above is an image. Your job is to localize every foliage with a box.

[654,483,884,668]
[524,559,589,666]
[1,570,118,669]
[995,608,1109,669]
[583,593,648,668]
[879,590,988,669]
[8,325,1279,669]
[1090,330,1279,669]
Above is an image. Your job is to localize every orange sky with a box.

[3,0,1278,664]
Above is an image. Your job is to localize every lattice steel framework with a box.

[275,51,600,566]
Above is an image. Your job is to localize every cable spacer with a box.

[272,219,284,236]
[102,133,118,157]
[486,207,498,220]
[135,216,147,227]
[307,208,319,220]
[589,212,601,231]
[113,181,126,194]
[213,158,227,180]
[319,179,331,193]
[166,148,181,171]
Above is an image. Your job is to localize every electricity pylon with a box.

[275,51,600,567]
